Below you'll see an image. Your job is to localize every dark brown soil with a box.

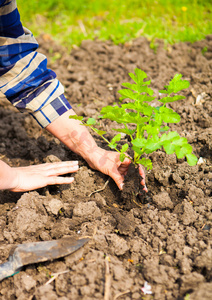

[0,34,212,300]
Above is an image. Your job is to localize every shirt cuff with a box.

[30,93,72,128]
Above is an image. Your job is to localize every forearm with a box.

[46,109,102,168]
[0,160,16,190]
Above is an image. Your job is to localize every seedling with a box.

[70,68,198,170]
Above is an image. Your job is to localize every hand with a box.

[9,161,79,192]
[45,110,147,192]
[85,147,147,191]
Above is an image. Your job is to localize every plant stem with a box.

[86,123,134,164]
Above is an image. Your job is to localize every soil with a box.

[0,34,212,300]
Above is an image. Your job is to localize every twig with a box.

[132,198,143,208]
[89,178,110,197]
[114,290,131,300]
[45,270,69,285]
[104,256,111,300]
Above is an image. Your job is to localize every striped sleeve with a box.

[0,0,71,128]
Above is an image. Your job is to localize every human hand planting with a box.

[46,110,147,192]
[0,160,79,192]
[83,147,147,191]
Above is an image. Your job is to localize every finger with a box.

[142,185,148,192]
[138,165,145,183]
[109,171,125,190]
[45,161,78,170]
[47,176,75,186]
[138,164,148,192]
[46,164,79,177]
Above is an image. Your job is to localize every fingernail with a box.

[120,183,124,190]
[72,161,78,165]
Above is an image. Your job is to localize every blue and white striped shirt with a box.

[0,0,72,127]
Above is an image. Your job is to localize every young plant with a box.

[70,68,198,170]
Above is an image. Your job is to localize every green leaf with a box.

[112,128,136,136]
[163,142,175,154]
[144,137,161,152]
[120,153,126,162]
[121,83,154,96]
[186,154,198,166]
[160,131,179,143]
[172,137,189,147]
[145,124,161,136]
[159,106,181,123]
[175,144,193,158]
[118,89,138,100]
[121,143,129,153]
[94,129,106,136]
[160,126,170,132]
[129,69,148,85]
[143,106,154,116]
[121,103,137,110]
[158,95,185,104]
[159,74,190,94]
[69,115,84,121]
[131,146,143,155]
[108,143,117,149]
[137,158,153,170]
[132,138,147,148]
[111,134,121,144]
[86,118,96,125]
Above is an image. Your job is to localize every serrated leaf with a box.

[176,144,193,158]
[131,146,143,155]
[87,118,96,125]
[118,89,138,100]
[159,107,181,123]
[121,143,129,153]
[132,138,147,148]
[163,142,175,154]
[160,131,180,143]
[128,69,147,85]
[143,106,154,116]
[69,115,84,121]
[121,103,137,110]
[121,83,154,96]
[146,125,160,136]
[186,154,198,166]
[144,137,161,152]
[158,95,185,104]
[137,158,153,170]
[160,74,190,94]
[172,137,188,147]
[112,128,136,136]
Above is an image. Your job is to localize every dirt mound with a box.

[0,35,211,299]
